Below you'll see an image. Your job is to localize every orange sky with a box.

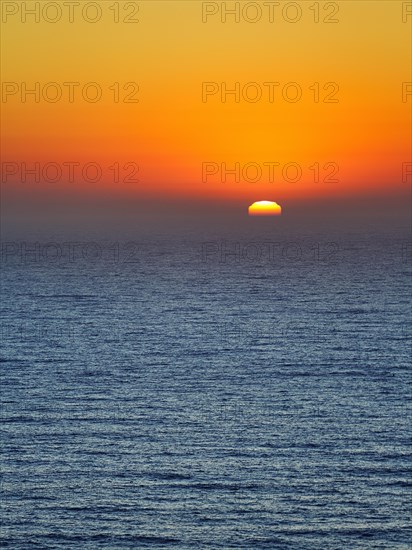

[1,1,411,205]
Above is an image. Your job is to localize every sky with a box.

[1,0,411,231]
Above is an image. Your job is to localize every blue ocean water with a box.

[1,226,411,549]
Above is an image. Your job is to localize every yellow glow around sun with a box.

[248,201,282,216]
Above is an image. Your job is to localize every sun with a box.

[248,201,282,216]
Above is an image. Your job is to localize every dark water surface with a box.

[1,225,411,549]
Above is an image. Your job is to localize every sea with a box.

[1,220,411,549]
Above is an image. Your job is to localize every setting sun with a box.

[248,201,282,216]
